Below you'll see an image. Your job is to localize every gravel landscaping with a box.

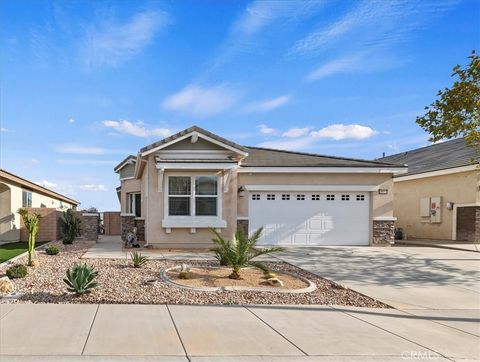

[166,267,310,290]
[0,240,390,307]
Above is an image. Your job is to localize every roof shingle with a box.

[377,138,479,176]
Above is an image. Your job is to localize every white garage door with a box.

[249,191,370,246]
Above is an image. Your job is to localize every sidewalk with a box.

[1,303,478,361]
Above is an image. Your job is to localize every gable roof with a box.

[377,138,479,176]
[114,155,136,173]
[241,147,404,168]
[140,125,248,155]
[0,169,79,205]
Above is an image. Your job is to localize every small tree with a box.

[18,208,40,266]
[416,51,480,148]
[210,227,285,280]
[59,209,81,244]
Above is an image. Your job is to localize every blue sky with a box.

[0,0,478,211]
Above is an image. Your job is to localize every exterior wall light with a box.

[378,189,388,195]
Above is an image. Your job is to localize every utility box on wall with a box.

[430,196,442,223]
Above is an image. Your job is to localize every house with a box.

[378,138,479,242]
[0,169,79,241]
[114,126,407,248]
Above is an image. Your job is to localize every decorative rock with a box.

[179,264,191,279]
[266,277,284,287]
[0,276,15,294]
[31,259,40,268]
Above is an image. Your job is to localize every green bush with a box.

[63,263,98,295]
[131,251,148,268]
[6,264,28,279]
[45,245,59,255]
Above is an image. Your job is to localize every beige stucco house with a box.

[0,169,79,241]
[115,126,407,248]
[379,138,479,242]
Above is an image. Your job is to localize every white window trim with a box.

[162,173,225,228]
[127,192,141,216]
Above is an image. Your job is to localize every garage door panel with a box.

[249,192,369,246]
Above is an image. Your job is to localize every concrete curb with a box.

[160,266,317,294]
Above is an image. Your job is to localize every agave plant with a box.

[59,209,81,244]
[210,227,285,280]
[131,251,148,268]
[63,263,98,295]
[18,208,40,266]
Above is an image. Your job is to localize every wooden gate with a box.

[103,212,121,235]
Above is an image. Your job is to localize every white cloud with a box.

[103,120,172,138]
[162,84,238,117]
[310,124,376,140]
[54,144,127,155]
[307,52,367,80]
[31,159,40,164]
[257,123,377,151]
[69,118,75,123]
[244,95,290,112]
[0,127,7,132]
[293,1,452,79]
[80,184,108,192]
[282,127,311,138]
[35,180,58,189]
[82,9,170,69]
[213,0,325,67]
[257,124,277,135]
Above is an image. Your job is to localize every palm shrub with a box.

[18,208,40,266]
[63,263,99,295]
[210,227,285,280]
[131,251,148,268]
[59,209,81,244]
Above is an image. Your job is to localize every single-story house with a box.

[0,168,79,241]
[114,126,407,248]
[378,138,479,242]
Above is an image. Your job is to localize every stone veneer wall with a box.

[456,206,480,242]
[372,220,395,246]
[135,219,145,241]
[81,213,99,241]
[121,215,135,242]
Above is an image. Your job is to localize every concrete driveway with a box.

[275,246,480,310]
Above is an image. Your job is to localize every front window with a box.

[22,190,32,208]
[168,176,218,217]
[127,193,141,217]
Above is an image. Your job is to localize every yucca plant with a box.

[131,251,148,268]
[210,227,285,280]
[63,263,98,295]
[59,209,81,244]
[18,208,40,266]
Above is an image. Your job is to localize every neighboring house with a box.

[0,169,79,241]
[378,138,479,242]
[114,126,407,248]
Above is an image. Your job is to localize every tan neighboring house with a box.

[0,169,79,241]
[379,138,479,242]
[114,126,407,248]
